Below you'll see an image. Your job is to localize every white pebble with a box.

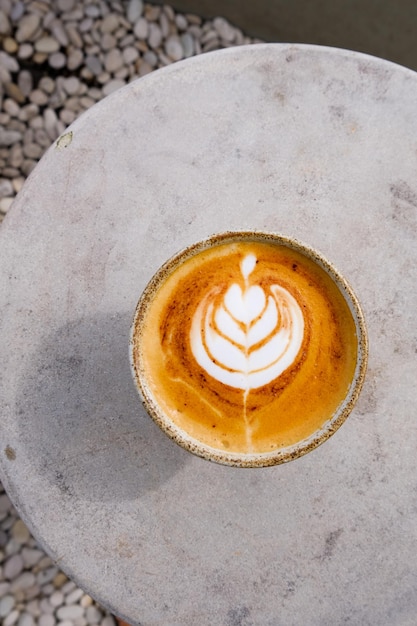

[49,590,64,607]
[175,14,188,31]
[5,538,21,555]
[85,4,100,18]
[15,14,40,42]
[50,19,68,47]
[25,599,40,617]
[18,103,39,123]
[37,566,59,586]
[10,2,25,21]
[80,595,93,608]
[79,17,93,33]
[0,10,11,36]
[17,614,35,626]
[85,605,102,624]
[30,129,49,151]
[0,51,18,74]
[39,76,55,95]
[101,616,116,626]
[65,587,84,604]
[10,571,36,592]
[59,109,76,125]
[100,14,119,34]
[213,16,236,42]
[181,32,194,58]
[39,599,54,615]
[0,178,14,197]
[143,50,157,67]
[3,98,20,117]
[102,79,125,96]
[61,579,77,595]
[165,35,184,61]
[105,48,123,73]
[43,108,58,140]
[29,90,49,106]
[133,16,147,39]
[74,619,87,626]
[122,46,138,64]
[12,177,25,193]
[34,36,60,54]
[24,584,41,601]
[100,32,116,51]
[48,52,67,69]
[86,55,103,76]
[63,76,80,95]
[38,615,56,626]
[127,0,143,23]
[17,43,33,59]
[66,48,83,70]
[147,22,162,49]
[4,609,20,626]
[0,595,15,618]
[0,126,22,146]
[3,553,24,579]
[57,0,75,11]
[56,604,85,621]
[2,514,16,530]
[65,23,82,48]
[159,12,169,38]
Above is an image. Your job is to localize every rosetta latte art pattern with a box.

[190,254,305,391]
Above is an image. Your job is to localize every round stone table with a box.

[0,45,416,626]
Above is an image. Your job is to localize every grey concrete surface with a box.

[0,44,416,625]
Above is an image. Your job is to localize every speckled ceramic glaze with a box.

[130,231,368,467]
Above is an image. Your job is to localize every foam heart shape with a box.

[224,284,266,325]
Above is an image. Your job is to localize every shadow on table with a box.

[16,311,190,503]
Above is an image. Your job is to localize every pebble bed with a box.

[0,481,118,626]
[0,1,263,624]
[0,0,263,223]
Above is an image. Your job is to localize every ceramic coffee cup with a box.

[130,231,368,467]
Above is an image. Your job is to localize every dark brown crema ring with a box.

[130,232,368,467]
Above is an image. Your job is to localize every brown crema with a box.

[131,236,359,455]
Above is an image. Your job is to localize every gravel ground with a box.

[0,1,263,624]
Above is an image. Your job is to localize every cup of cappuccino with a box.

[130,232,368,467]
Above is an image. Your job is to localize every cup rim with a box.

[130,230,368,468]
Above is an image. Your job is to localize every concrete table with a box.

[0,45,416,625]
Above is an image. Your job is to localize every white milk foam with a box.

[190,254,304,390]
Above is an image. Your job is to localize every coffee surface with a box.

[132,239,358,454]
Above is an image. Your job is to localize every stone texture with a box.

[38,615,55,626]
[15,14,40,42]
[127,0,144,24]
[56,605,84,620]
[34,37,60,54]
[104,49,123,73]
[0,595,15,617]
[133,16,148,39]
[164,35,184,61]
[0,178,14,197]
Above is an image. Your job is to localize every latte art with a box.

[190,254,304,390]
[131,233,365,466]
